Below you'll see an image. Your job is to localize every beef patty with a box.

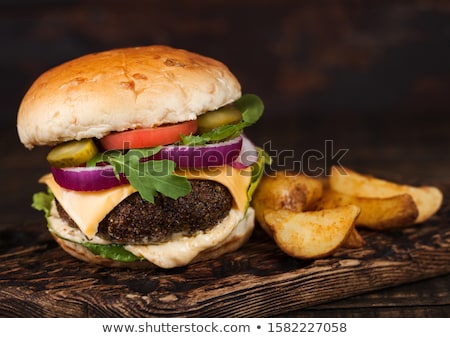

[56,180,233,244]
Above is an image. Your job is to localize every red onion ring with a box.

[232,135,259,169]
[151,135,243,168]
[51,165,128,191]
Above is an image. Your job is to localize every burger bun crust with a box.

[17,45,241,149]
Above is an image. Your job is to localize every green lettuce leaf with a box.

[247,147,272,205]
[32,190,53,218]
[82,242,141,262]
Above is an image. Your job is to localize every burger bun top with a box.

[17,45,241,149]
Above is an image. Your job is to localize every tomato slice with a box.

[99,120,198,150]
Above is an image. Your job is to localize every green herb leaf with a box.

[235,93,264,125]
[32,190,54,218]
[179,133,205,146]
[82,242,141,262]
[181,94,264,145]
[247,147,272,204]
[125,157,192,202]
[90,147,191,203]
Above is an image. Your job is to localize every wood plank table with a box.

[1,0,449,318]
[0,119,449,317]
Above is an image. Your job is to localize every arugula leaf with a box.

[89,147,191,203]
[234,93,265,125]
[123,152,191,202]
[181,94,264,146]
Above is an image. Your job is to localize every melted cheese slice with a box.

[176,166,251,212]
[40,174,137,239]
[39,165,251,240]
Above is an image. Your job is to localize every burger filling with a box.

[55,180,232,244]
[30,94,269,267]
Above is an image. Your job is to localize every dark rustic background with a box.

[2,0,450,224]
[3,1,450,119]
[1,0,449,317]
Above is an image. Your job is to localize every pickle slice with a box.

[197,104,242,134]
[47,138,98,168]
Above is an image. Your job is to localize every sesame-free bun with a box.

[17,45,241,149]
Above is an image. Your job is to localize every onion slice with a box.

[232,135,259,169]
[151,135,243,168]
[51,165,128,191]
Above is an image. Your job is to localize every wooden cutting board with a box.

[0,185,449,317]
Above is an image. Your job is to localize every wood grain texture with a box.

[286,274,450,317]
[0,185,448,317]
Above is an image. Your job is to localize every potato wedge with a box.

[329,166,443,224]
[264,205,360,259]
[342,228,365,248]
[316,188,419,230]
[252,171,323,234]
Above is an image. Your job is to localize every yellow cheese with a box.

[176,165,251,212]
[40,174,137,239]
[40,165,252,240]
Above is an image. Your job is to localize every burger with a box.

[17,45,268,268]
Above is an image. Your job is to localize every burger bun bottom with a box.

[51,207,255,269]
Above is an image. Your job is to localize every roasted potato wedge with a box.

[252,171,323,234]
[341,228,365,248]
[264,205,360,259]
[329,166,443,224]
[316,188,419,230]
